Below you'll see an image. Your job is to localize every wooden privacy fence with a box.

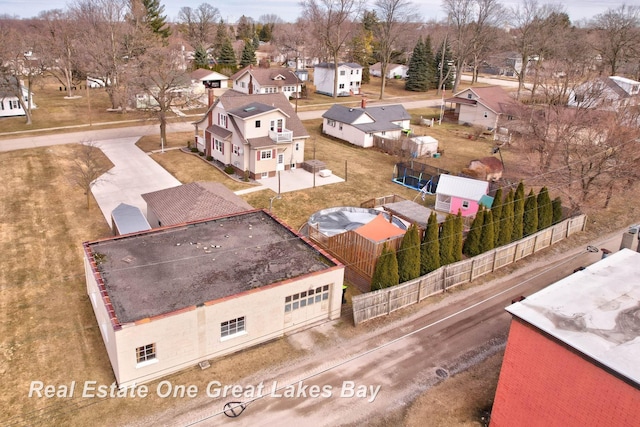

[352,214,587,325]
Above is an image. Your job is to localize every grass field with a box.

[2,74,639,426]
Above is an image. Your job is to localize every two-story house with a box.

[230,66,302,99]
[314,62,363,97]
[193,90,309,180]
[568,75,640,111]
[0,78,36,118]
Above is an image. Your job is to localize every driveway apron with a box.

[91,137,181,228]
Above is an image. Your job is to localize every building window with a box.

[339,124,343,131]
[241,82,246,88]
[285,285,330,312]
[255,120,261,128]
[340,70,346,76]
[221,316,245,339]
[295,142,300,151]
[484,111,488,118]
[233,144,241,155]
[260,150,272,160]
[261,172,269,178]
[462,200,470,209]
[219,114,227,128]
[270,118,283,132]
[467,93,472,99]
[136,343,156,364]
[327,119,336,127]
[339,84,345,89]
[214,139,224,153]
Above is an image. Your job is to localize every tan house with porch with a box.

[444,86,519,131]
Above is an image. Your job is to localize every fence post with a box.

[442,266,447,292]
[492,249,498,272]
[416,278,422,303]
[470,259,476,281]
[387,290,392,315]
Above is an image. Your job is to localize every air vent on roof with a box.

[243,106,256,112]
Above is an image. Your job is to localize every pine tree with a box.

[193,45,210,70]
[217,38,237,68]
[240,40,257,67]
[499,190,515,246]
[463,210,484,257]
[452,211,464,262]
[141,0,171,39]
[480,210,495,253]
[439,215,455,265]
[405,37,429,92]
[523,189,538,237]
[212,20,228,58]
[552,197,563,224]
[371,242,399,291]
[537,187,553,230]
[491,188,503,246]
[397,224,421,282]
[421,212,440,275]
[512,182,525,241]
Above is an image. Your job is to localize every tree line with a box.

[371,184,563,291]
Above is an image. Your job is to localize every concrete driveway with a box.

[90,138,181,227]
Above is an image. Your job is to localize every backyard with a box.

[1,75,639,426]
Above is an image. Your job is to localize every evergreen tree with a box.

[480,210,495,253]
[371,242,399,291]
[491,188,503,246]
[193,45,210,70]
[439,214,455,265]
[252,33,260,50]
[240,40,257,67]
[537,187,553,230]
[405,37,429,92]
[512,182,525,241]
[397,223,421,282]
[523,189,538,237]
[212,20,228,58]
[499,190,515,246]
[217,38,237,69]
[421,212,440,275]
[141,0,171,39]
[552,197,563,224]
[463,209,484,257]
[452,210,464,262]
[236,15,253,40]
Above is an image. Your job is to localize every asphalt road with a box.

[150,230,623,427]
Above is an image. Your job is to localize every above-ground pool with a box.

[307,206,407,237]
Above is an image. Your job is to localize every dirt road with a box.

[131,230,623,427]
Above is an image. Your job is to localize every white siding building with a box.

[313,62,363,97]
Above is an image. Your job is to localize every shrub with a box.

[206,155,213,161]
[190,147,199,153]
[421,212,440,275]
[371,242,399,291]
[224,165,235,175]
[198,151,205,156]
[397,223,421,282]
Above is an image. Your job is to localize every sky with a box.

[0,0,629,25]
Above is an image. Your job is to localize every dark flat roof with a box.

[86,210,339,324]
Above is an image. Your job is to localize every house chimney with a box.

[207,88,215,107]
[361,97,367,109]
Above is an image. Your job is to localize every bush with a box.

[190,147,199,153]
[224,165,235,175]
[198,151,205,156]
[206,156,213,161]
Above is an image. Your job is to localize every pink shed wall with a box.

[450,197,479,217]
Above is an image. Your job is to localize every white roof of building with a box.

[507,248,640,386]
[435,174,489,200]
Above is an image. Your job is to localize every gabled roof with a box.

[354,214,406,242]
[230,66,300,87]
[322,104,411,132]
[111,203,151,235]
[370,62,407,72]
[448,86,519,115]
[436,175,489,200]
[141,182,254,227]
[218,90,309,138]
[191,68,229,82]
[227,102,279,119]
[315,62,363,70]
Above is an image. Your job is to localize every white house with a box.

[190,68,230,99]
[314,62,363,97]
[83,209,345,388]
[568,76,640,111]
[230,66,301,99]
[321,101,411,148]
[192,90,309,180]
[445,86,519,130]
[370,62,408,79]
[0,80,36,118]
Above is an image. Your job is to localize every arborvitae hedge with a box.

[439,215,455,266]
[371,242,399,291]
[397,223,421,282]
[421,212,440,275]
[552,197,563,224]
[480,209,495,253]
[463,209,484,257]
[523,189,538,237]
[499,189,515,246]
[452,211,464,262]
[512,182,525,241]
[491,188,503,247]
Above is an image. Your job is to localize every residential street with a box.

[132,229,624,427]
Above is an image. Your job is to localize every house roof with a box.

[322,104,411,130]
[448,86,519,115]
[110,203,151,235]
[191,68,229,82]
[84,210,341,324]
[436,175,489,200]
[507,249,640,387]
[230,66,301,87]
[141,182,253,227]
[354,213,406,242]
[382,200,447,229]
[206,124,233,140]
[315,62,363,70]
[370,62,406,72]
[218,90,309,138]
[470,156,504,173]
[227,102,279,119]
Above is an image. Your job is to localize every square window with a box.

[308,297,314,305]
[301,291,307,298]
[293,293,299,300]
[221,316,245,338]
[293,301,299,310]
[136,343,156,363]
[322,293,329,301]
[285,303,291,312]
[462,200,470,209]
[315,294,322,303]
[323,285,329,291]
[308,289,314,295]
[285,295,291,302]
[301,299,307,307]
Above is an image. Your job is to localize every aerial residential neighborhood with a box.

[1,0,640,426]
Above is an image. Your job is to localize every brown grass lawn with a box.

[3,74,640,425]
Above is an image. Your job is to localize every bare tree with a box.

[272,20,309,67]
[301,0,365,99]
[467,0,505,84]
[372,0,420,99]
[590,5,640,76]
[177,3,220,49]
[70,141,112,209]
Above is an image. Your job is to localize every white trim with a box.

[220,330,247,342]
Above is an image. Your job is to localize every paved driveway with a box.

[90,138,181,227]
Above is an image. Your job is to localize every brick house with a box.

[83,210,345,388]
[490,249,640,426]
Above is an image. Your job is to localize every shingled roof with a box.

[141,182,254,227]
[230,66,300,88]
[447,86,519,115]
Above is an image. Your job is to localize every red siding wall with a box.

[491,319,640,427]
